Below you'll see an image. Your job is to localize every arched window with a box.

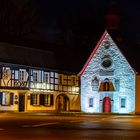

[99,78,115,92]
[103,79,110,91]
[91,77,99,91]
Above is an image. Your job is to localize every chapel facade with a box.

[79,31,136,114]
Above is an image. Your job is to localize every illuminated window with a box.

[50,72,54,77]
[44,72,49,83]
[19,69,26,81]
[33,71,38,82]
[121,98,126,108]
[0,92,14,106]
[99,79,114,92]
[44,94,53,106]
[59,75,63,85]
[2,67,11,80]
[103,82,110,91]
[89,98,93,107]
[103,78,109,91]
[30,94,53,106]
[72,76,76,86]
[30,94,39,105]
[2,92,9,105]
[44,94,49,105]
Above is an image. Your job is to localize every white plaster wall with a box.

[81,33,135,113]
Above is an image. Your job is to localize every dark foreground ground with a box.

[0,112,140,140]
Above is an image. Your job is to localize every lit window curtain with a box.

[44,94,49,106]
[2,92,9,105]
[33,94,38,105]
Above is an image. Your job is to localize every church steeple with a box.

[105,1,121,30]
[104,1,122,43]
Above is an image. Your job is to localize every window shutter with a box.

[40,94,44,105]
[30,94,33,105]
[50,94,54,106]
[0,92,2,105]
[10,93,14,105]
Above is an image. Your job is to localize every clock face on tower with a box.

[101,58,112,68]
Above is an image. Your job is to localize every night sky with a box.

[1,0,140,44]
[0,0,140,72]
[38,0,140,72]
[38,0,140,42]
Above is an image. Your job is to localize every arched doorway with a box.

[103,97,111,112]
[56,94,69,111]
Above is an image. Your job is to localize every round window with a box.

[102,58,112,68]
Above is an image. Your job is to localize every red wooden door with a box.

[103,97,111,112]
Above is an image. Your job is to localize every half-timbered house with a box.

[0,42,80,112]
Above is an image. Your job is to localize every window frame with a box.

[31,94,40,105]
[59,74,63,85]
[44,94,54,106]
[120,97,126,108]
[2,67,11,80]
[71,76,76,86]
[101,58,112,69]
[89,97,94,108]
[19,69,26,81]
[0,92,14,106]
[44,72,49,83]
[30,93,54,106]
[92,77,99,91]
[2,92,9,105]
[33,70,39,82]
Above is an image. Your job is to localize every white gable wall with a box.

[81,32,135,114]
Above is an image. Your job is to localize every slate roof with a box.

[0,42,56,69]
